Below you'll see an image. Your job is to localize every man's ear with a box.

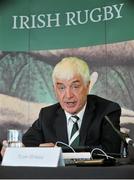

[53,84,57,98]
[88,72,98,94]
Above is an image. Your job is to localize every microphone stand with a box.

[105,116,134,147]
[105,115,134,164]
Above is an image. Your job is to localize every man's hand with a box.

[39,143,55,147]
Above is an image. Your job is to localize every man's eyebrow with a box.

[72,80,80,84]
[56,80,80,85]
[56,82,64,85]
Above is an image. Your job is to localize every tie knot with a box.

[71,115,79,123]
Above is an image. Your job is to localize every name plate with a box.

[2,147,64,167]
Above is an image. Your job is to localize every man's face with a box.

[54,75,90,114]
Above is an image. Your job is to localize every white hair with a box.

[52,57,90,85]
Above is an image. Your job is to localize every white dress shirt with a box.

[64,104,87,144]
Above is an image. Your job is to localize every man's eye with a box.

[58,85,65,90]
[72,84,80,89]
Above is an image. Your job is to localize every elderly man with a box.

[22,57,121,154]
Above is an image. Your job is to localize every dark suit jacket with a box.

[22,95,121,153]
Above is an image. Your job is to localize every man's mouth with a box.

[64,101,77,107]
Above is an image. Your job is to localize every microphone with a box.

[105,115,134,147]
[55,141,75,152]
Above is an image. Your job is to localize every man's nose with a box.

[65,87,73,98]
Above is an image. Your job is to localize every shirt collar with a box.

[65,103,87,124]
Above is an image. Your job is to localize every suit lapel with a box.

[54,108,68,144]
[80,98,95,145]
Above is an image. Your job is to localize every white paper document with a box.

[63,152,91,165]
[63,152,91,160]
[2,147,65,167]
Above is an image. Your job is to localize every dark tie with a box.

[69,115,80,148]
